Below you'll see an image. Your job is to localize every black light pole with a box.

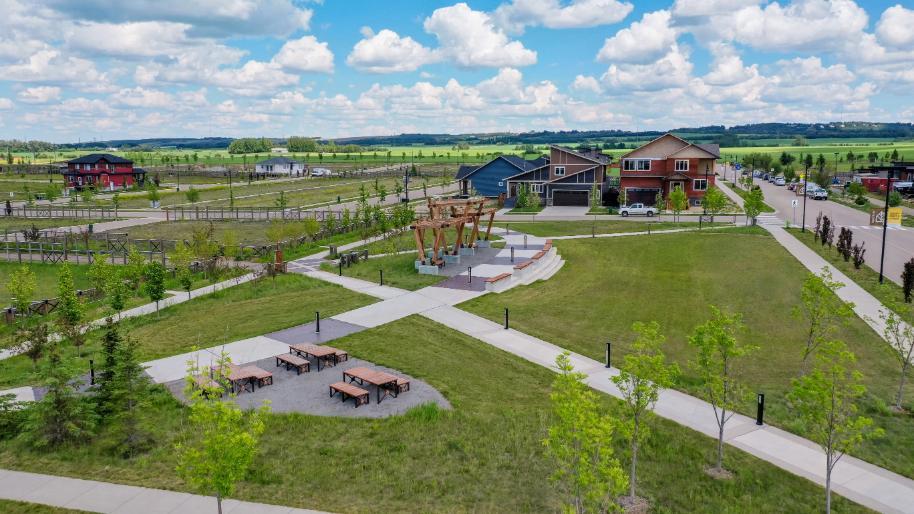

[834,152,839,182]
[801,164,809,232]
[404,167,409,202]
[702,163,709,215]
[879,169,894,284]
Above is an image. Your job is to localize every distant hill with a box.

[56,122,914,150]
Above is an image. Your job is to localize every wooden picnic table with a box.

[227,365,273,394]
[289,343,348,371]
[343,366,406,404]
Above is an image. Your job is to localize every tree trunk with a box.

[629,439,639,498]
[216,493,223,514]
[716,410,726,471]
[896,365,908,410]
[825,464,832,514]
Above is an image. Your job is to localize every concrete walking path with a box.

[0,468,329,514]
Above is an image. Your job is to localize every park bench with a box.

[513,261,532,270]
[485,272,511,284]
[191,374,224,398]
[221,364,274,394]
[289,343,347,371]
[275,353,310,375]
[329,381,370,408]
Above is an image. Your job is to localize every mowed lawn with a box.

[0,317,869,513]
[0,500,89,513]
[321,253,444,291]
[0,273,375,388]
[460,228,914,478]
[494,220,731,237]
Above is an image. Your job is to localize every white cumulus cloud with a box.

[347,29,438,73]
[17,86,61,104]
[274,36,334,73]
[597,10,676,64]
[877,5,914,49]
[493,0,633,33]
[424,3,537,68]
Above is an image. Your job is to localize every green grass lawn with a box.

[494,220,730,237]
[0,500,90,513]
[0,218,86,233]
[787,228,913,322]
[320,253,443,291]
[507,204,544,214]
[0,317,870,513]
[0,273,375,388]
[118,220,308,246]
[724,182,776,212]
[460,228,914,478]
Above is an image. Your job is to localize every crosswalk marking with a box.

[838,225,908,232]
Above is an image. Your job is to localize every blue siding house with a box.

[457,156,540,198]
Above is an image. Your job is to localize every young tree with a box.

[701,186,727,220]
[793,270,854,371]
[87,252,111,297]
[668,187,688,222]
[6,265,36,321]
[144,261,166,314]
[109,334,152,457]
[274,190,287,210]
[787,341,882,513]
[611,321,679,502]
[544,352,627,513]
[836,227,853,262]
[176,353,268,514]
[879,306,914,411]
[124,245,147,290]
[106,269,127,318]
[742,187,765,225]
[852,242,866,269]
[688,306,756,476]
[21,339,95,448]
[185,187,201,204]
[56,264,85,356]
[170,241,195,298]
[12,321,49,369]
[903,258,914,303]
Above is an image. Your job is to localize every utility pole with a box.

[801,164,809,232]
[879,169,894,283]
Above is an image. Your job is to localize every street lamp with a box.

[879,168,895,283]
[834,152,839,182]
[702,163,710,215]
[801,163,809,232]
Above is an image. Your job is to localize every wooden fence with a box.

[3,206,120,219]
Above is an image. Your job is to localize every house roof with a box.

[504,164,549,181]
[546,165,599,184]
[551,145,611,164]
[257,157,302,165]
[528,156,550,168]
[455,165,480,180]
[621,133,719,160]
[696,143,721,158]
[501,155,540,171]
[68,153,132,165]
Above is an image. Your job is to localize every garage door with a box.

[552,190,589,206]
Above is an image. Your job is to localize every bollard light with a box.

[504,307,509,329]
[379,269,384,286]
[756,393,765,425]
[338,260,342,276]
[315,311,320,333]
[605,342,612,368]
[510,246,514,263]
[467,266,472,284]
[89,359,95,385]
[523,234,527,249]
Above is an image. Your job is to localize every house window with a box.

[532,183,543,193]
[498,181,504,187]
[554,166,565,176]
[622,159,651,171]
[675,160,689,172]
[693,178,708,191]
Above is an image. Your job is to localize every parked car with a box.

[311,168,332,177]
[805,185,828,200]
[762,173,770,181]
[774,176,786,186]
[619,203,657,217]
[787,181,798,191]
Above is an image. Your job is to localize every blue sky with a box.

[0,0,912,143]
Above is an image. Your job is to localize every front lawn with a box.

[724,182,775,212]
[460,228,914,478]
[0,317,869,513]
[494,220,730,237]
[0,500,89,513]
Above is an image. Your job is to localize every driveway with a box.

[539,206,590,217]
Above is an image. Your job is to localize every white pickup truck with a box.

[619,203,657,217]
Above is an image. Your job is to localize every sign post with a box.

[791,199,798,227]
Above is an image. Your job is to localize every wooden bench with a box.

[275,353,310,375]
[192,374,223,397]
[334,350,349,363]
[543,240,553,251]
[485,272,512,284]
[514,261,532,270]
[329,381,370,408]
[531,250,546,260]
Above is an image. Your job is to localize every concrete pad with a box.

[496,249,540,258]
[266,319,366,345]
[416,286,487,306]
[66,482,140,512]
[456,263,515,278]
[0,386,35,403]
[0,470,54,499]
[417,264,440,275]
[431,274,487,292]
[331,293,440,328]
[20,476,98,506]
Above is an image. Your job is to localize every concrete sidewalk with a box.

[419,304,914,514]
[0,468,329,514]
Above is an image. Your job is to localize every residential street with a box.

[749,176,912,286]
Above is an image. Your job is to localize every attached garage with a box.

[552,190,589,206]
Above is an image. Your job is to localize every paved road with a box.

[750,177,910,286]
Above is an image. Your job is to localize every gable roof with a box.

[696,143,721,158]
[68,153,132,165]
[257,157,302,165]
[501,155,539,171]
[455,164,480,180]
[551,145,611,165]
[504,164,550,181]
[546,165,598,184]
[528,156,550,168]
[621,133,720,160]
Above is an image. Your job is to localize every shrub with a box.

[903,258,914,303]
[889,191,903,207]
[852,242,866,269]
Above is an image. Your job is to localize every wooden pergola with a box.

[411,197,496,266]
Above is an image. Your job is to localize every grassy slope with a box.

[0,218,85,232]
[0,273,375,387]
[0,500,90,513]
[0,317,869,513]
[321,253,443,291]
[460,228,914,478]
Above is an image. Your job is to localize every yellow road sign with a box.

[888,207,903,225]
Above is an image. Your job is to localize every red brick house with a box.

[63,154,146,190]
[619,134,720,207]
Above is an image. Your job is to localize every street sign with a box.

[888,207,903,225]
[791,199,798,207]
[734,164,742,170]
[871,209,885,225]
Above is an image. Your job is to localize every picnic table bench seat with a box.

[289,343,347,371]
[192,375,223,397]
[275,353,310,374]
[329,381,370,408]
[343,366,410,403]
